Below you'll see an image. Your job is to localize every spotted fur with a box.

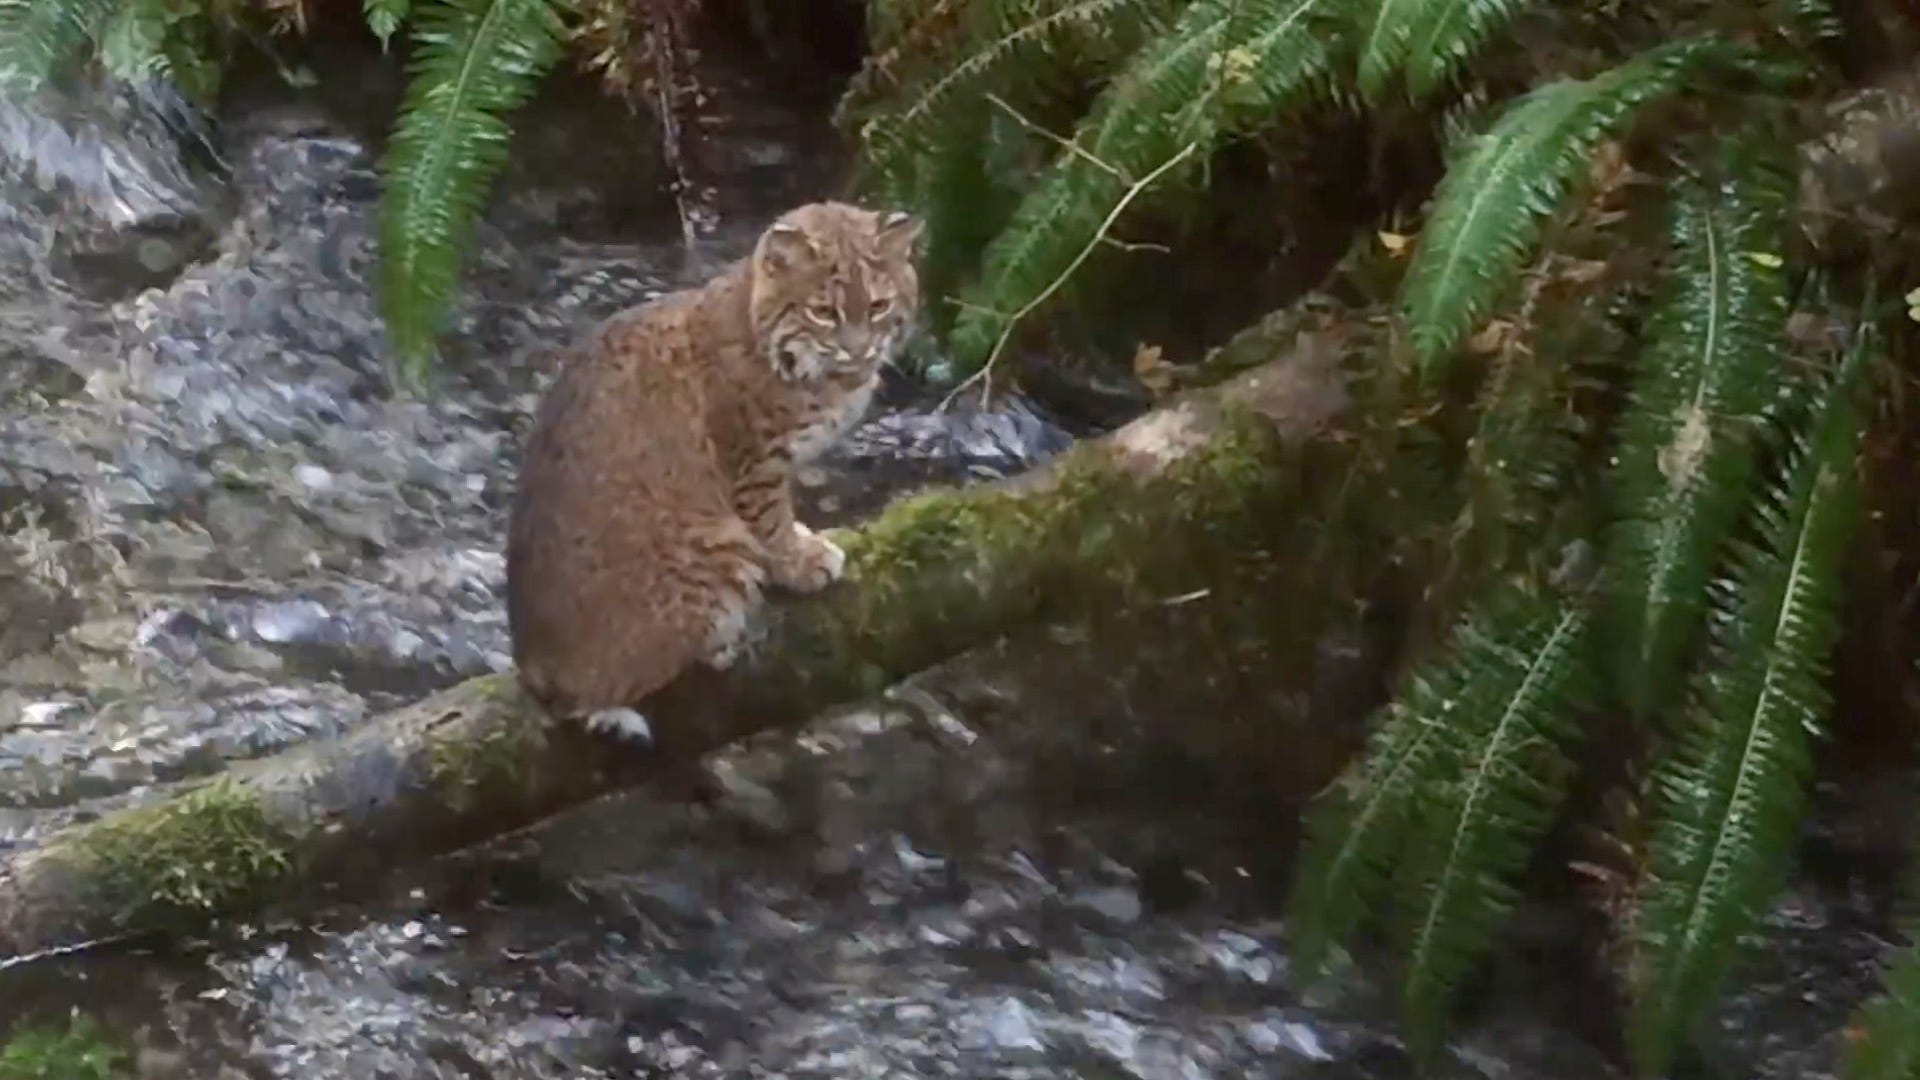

[506,202,921,741]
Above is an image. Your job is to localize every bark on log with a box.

[0,349,1351,957]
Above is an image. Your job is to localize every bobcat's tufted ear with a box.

[873,210,923,262]
[756,221,818,276]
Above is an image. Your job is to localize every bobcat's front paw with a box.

[768,522,845,593]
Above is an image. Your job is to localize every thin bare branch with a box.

[941,142,1199,411]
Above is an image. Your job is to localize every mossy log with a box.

[0,349,1350,957]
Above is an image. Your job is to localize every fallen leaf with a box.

[1133,342,1180,398]
[1464,321,1513,354]
[1555,258,1609,286]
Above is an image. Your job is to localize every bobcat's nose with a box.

[837,324,873,360]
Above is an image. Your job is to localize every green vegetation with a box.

[846,0,1917,1073]
[71,776,299,925]
[0,1015,127,1080]
[374,0,567,373]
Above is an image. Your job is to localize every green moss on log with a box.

[426,704,546,815]
[65,777,300,928]
[812,407,1302,679]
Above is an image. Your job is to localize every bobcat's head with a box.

[748,202,922,385]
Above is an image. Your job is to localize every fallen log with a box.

[0,347,1351,957]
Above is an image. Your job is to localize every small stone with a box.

[1071,885,1144,926]
[983,998,1045,1053]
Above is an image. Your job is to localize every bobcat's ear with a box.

[756,221,818,276]
[873,210,922,261]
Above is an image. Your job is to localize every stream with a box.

[0,50,1905,1080]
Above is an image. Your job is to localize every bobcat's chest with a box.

[787,377,877,464]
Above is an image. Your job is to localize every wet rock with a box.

[0,77,225,301]
[1800,72,1920,262]
[1071,884,1146,928]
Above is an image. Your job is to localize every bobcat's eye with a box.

[806,301,837,324]
[870,297,894,317]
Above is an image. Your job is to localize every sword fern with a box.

[1602,141,1794,720]
[375,0,567,380]
[1400,36,1734,378]
[1627,319,1872,1076]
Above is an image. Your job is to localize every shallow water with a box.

[0,60,1902,1080]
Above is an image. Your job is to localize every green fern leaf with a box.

[1358,0,1536,101]
[912,102,1016,338]
[862,0,1181,192]
[100,0,169,77]
[1401,0,1539,99]
[948,0,1347,372]
[1287,584,1592,1031]
[1627,331,1872,1076]
[1400,36,1734,377]
[97,0,167,80]
[377,0,566,377]
[837,0,966,132]
[1604,141,1793,720]
[366,0,411,48]
[94,0,219,98]
[1393,593,1592,1064]
[0,0,115,94]
[1287,667,1452,981]
[1355,0,1422,101]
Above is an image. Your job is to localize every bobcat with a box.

[506,201,922,747]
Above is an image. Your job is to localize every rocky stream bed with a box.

[0,52,1908,1080]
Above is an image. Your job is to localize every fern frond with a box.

[98,0,168,81]
[913,102,1014,338]
[948,0,1348,372]
[365,0,410,48]
[1287,585,1591,1030]
[837,0,964,131]
[0,0,115,94]
[1604,139,1793,720]
[1627,331,1872,1076]
[1401,0,1538,99]
[861,0,1181,194]
[1287,662,1454,981]
[1400,36,1734,377]
[1392,593,1592,1064]
[94,0,221,99]
[1358,0,1535,102]
[1354,0,1420,101]
[377,0,566,376]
